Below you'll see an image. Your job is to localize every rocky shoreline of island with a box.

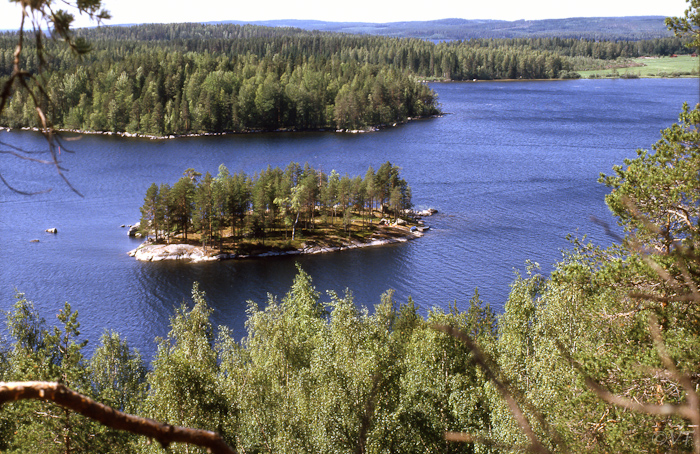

[127,207,437,263]
[127,225,424,263]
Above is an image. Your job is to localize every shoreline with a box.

[429,74,698,84]
[127,226,424,263]
[0,115,442,141]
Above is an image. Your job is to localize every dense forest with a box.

[0,23,692,136]
[138,161,412,247]
[2,104,700,452]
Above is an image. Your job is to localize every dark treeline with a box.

[445,36,690,59]
[65,23,689,60]
[0,23,690,135]
[140,161,411,246]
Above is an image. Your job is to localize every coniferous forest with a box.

[137,161,412,249]
[0,23,692,136]
[2,1,700,453]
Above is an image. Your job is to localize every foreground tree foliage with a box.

[490,104,700,453]
[0,266,497,453]
[0,296,145,453]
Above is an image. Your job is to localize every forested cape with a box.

[0,23,691,136]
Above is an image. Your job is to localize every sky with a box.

[0,0,691,31]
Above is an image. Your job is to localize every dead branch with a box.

[0,1,105,195]
[0,381,237,454]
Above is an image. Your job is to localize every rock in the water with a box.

[127,223,140,237]
[412,208,438,217]
[45,228,58,234]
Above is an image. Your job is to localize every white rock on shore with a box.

[411,208,438,217]
[128,243,221,263]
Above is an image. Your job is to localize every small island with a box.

[128,161,435,263]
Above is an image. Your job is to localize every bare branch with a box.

[590,215,624,243]
[0,173,52,195]
[0,1,101,196]
[583,373,694,418]
[0,381,237,454]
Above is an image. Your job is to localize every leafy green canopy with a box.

[490,103,700,453]
[0,267,498,453]
[1,295,146,453]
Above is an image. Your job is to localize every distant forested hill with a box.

[209,16,674,41]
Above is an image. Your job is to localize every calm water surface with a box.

[1,78,698,359]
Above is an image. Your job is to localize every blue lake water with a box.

[1,78,698,359]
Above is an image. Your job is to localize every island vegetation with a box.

[132,161,422,260]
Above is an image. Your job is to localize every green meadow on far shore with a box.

[578,54,699,78]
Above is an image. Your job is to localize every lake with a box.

[1,78,697,359]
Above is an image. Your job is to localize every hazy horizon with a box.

[0,0,689,31]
